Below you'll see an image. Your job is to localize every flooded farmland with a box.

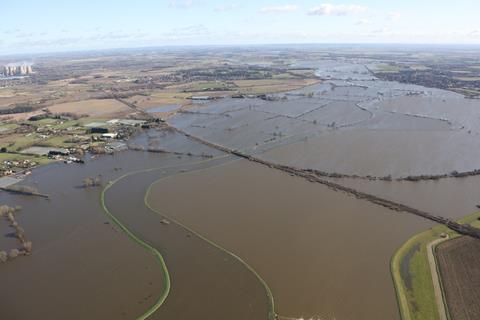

[148,159,433,320]
[2,60,480,320]
[0,144,269,320]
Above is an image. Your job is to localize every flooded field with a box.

[2,59,480,320]
[0,154,166,320]
[332,176,480,220]
[104,160,270,320]
[0,137,269,320]
[148,159,433,320]
[169,62,480,178]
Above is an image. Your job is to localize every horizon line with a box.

[2,42,480,58]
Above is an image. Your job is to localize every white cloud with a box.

[308,3,366,16]
[169,0,195,9]
[355,19,371,26]
[215,3,239,12]
[260,4,298,14]
[371,27,391,34]
[388,11,401,22]
[469,29,480,37]
[161,24,212,39]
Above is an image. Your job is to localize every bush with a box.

[23,241,32,254]
[82,176,102,188]
[0,251,7,263]
[8,248,19,259]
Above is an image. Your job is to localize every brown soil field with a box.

[0,110,44,121]
[0,88,16,98]
[0,93,38,109]
[436,236,480,320]
[232,79,318,87]
[0,133,21,145]
[125,92,189,109]
[47,99,131,117]
[233,79,320,94]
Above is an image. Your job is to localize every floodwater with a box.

[332,175,480,220]
[104,160,269,320]
[0,135,269,320]
[0,154,165,320]
[2,60,480,319]
[148,159,434,320]
[169,62,480,178]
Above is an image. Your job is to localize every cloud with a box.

[308,3,366,16]
[469,29,480,37]
[260,4,298,14]
[168,0,196,9]
[371,27,391,34]
[215,3,239,12]
[388,11,401,22]
[355,19,371,26]
[160,24,212,39]
[88,31,149,41]
[3,29,21,35]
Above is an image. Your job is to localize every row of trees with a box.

[0,205,32,263]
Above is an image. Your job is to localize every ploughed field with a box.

[436,236,480,320]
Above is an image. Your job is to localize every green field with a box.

[375,63,401,73]
[0,152,52,165]
[2,135,39,152]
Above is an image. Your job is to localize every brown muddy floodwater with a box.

[104,159,269,320]
[148,159,434,320]
[0,142,269,320]
[0,154,165,320]
[333,175,480,220]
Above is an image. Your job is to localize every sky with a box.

[2,0,480,55]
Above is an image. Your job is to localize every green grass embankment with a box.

[99,156,275,320]
[144,170,276,320]
[101,176,171,320]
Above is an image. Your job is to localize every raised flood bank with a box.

[0,185,49,198]
[100,156,273,320]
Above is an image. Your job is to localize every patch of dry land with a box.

[47,99,131,117]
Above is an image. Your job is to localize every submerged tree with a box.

[82,176,102,188]
[0,251,7,263]
[8,248,19,259]
[23,241,33,254]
